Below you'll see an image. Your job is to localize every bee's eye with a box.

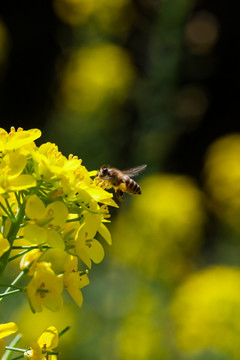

[102,168,109,176]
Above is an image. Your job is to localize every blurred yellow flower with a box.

[53,0,132,37]
[115,287,169,360]
[59,43,135,113]
[16,303,77,348]
[204,134,240,230]
[0,322,18,359]
[171,266,240,359]
[53,0,94,25]
[27,262,63,313]
[111,174,205,283]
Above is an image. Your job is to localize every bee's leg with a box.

[94,176,101,185]
[104,181,113,189]
[119,182,127,192]
[116,189,124,201]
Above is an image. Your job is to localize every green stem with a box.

[14,192,22,208]
[13,236,24,240]
[0,283,24,290]
[59,326,70,338]
[4,347,58,356]
[43,351,59,356]
[8,250,30,262]
[0,289,22,297]
[66,216,83,223]
[0,203,25,279]
[79,270,89,276]
[0,271,25,303]
[11,245,50,250]
[4,347,25,354]
[2,334,22,360]
[0,201,11,218]
[9,244,51,262]
[5,197,16,220]
[81,205,104,214]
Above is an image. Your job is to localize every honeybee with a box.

[96,164,147,200]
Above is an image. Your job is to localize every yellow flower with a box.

[60,255,89,307]
[32,143,117,208]
[72,211,105,268]
[69,204,112,267]
[26,262,63,313]
[0,152,36,194]
[75,233,104,269]
[0,322,18,359]
[0,232,10,257]
[32,142,68,181]
[0,126,115,315]
[23,195,68,250]
[0,127,41,152]
[25,195,68,227]
[24,326,58,360]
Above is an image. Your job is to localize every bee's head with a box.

[98,165,110,179]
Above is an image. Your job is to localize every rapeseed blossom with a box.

[24,326,59,360]
[60,255,89,307]
[0,126,121,359]
[0,126,117,314]
[0,321,62,359]
[26,262,64,313]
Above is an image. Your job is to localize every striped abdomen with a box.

[123,176,141,194]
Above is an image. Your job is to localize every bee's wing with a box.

[122,164,147,177]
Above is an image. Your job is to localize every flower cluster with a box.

[0,127,117,314]
[1,321,63,359]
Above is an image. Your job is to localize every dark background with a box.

[1,1,240,359]
[0,0,238,178]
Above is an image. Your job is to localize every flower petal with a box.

[37,326,58,350]
[0,322,18,339]
[9,174,36,191]
[46,201,68,226]
[25,195,46,220]
[24,224,48,245]
[98,223,112,245]
[46,229,65,250]
[86,239,104,264]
